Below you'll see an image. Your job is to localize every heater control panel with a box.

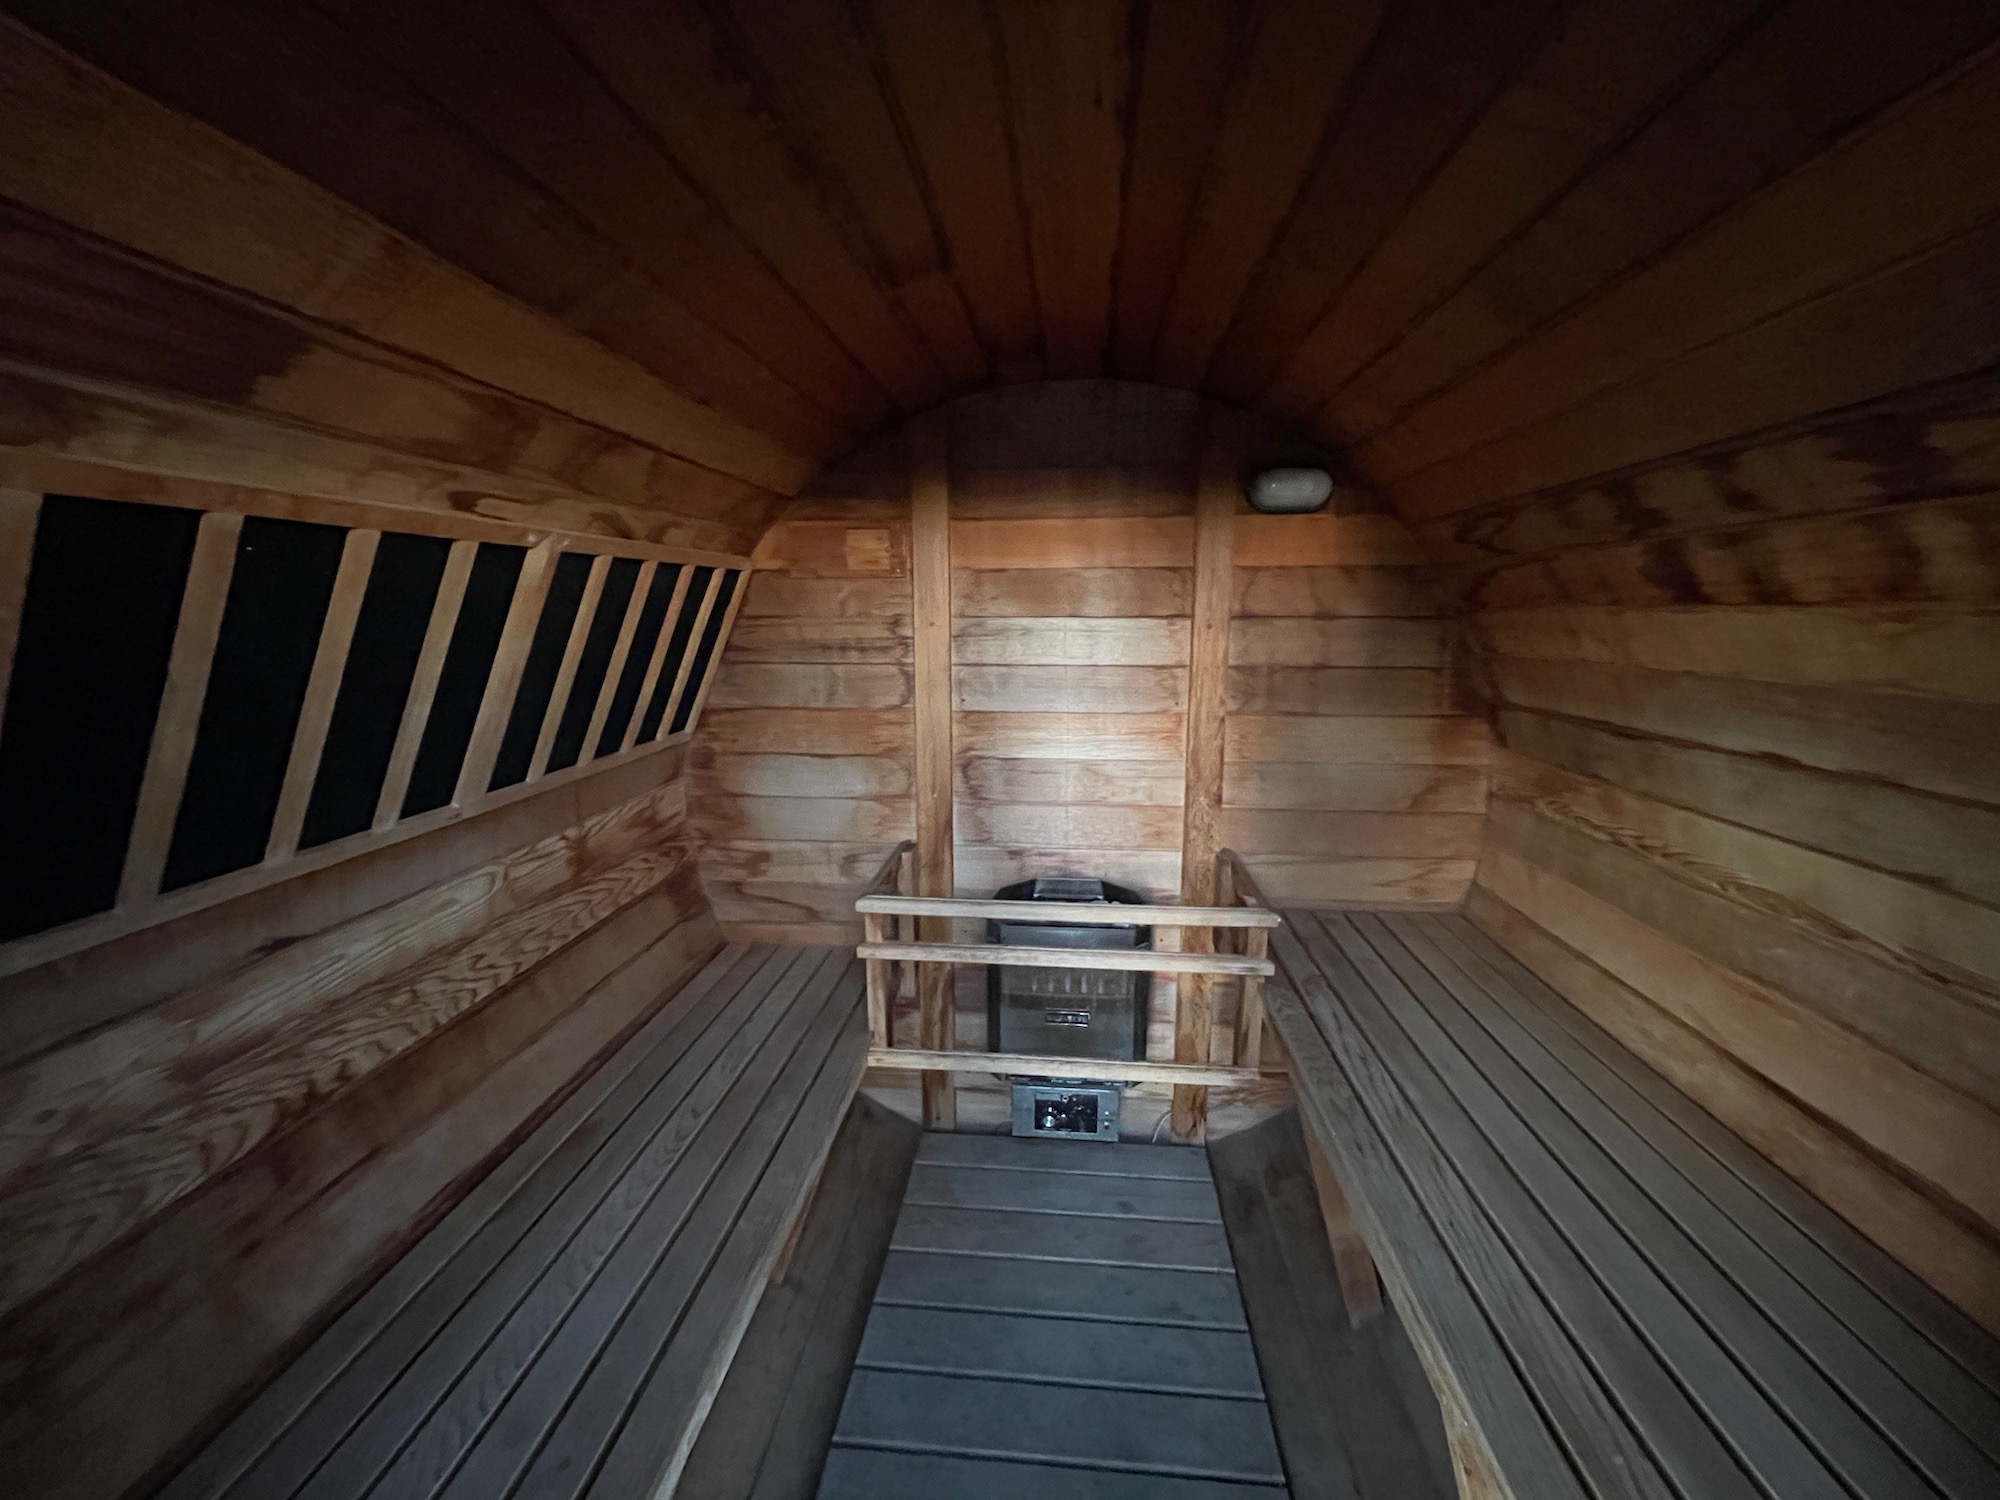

[1011,1083,1121,1141]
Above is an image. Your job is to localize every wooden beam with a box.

[580,560,655,759]
[0,489,41,745]
[857,940,1274,978]
[617,566,693,754]
[374,540,477,830]
[1175,412,1242,1140]
[657,568,726,733]
[455,540,561,805]
[866,1048,1257,1088]
[530,552,610,783]
[117,511,243,905]
[1305,1122,1384,1327]
[855,894,1280,927]
[265,529,380,862]
[909,411,955,1129]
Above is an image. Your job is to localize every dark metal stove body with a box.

[986,876,1150,1140]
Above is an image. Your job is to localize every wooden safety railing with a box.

[853,849,1280,1104]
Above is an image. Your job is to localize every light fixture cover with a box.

[1245,466,1335,514]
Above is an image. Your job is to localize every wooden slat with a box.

[1385,913,2000,1485]
[1325,913,1935,1500]
[672,568,750,736]
[154,942,779,1500]
[953,663,1184,713]
[375,539,477,830]
[950,516,1193,571]
[0,488,41,745]
[450,959,866,1500]
[578,558,656,758]
[1437,908,2000,1400]
[954,615,1191,665]
[1267,929,1632,1500]
[855,895,1279,927]
[865,1048,1254,1088]
[656,568,728,744]
[265,528,380,862]
[909,412,955,1129]
[117,510,242,905]
[529,552,610,784]
[618,566,693,754]
[857,940,1272,978]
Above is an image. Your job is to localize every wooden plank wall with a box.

[1383,88,2000,1331]
[693,382,1493,1063]
[0,752,720,1500]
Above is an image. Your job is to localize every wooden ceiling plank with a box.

[325,0,882,438]
[1147,0,1383,389]
[992,0,1134,378]
[0,15,814,498]
[1108,0,1247,379]
[2,2,844,471]
[864,0,1041,380]
[1262,0,1765,424]
[1391,210,2000,523]
[538,0,935,413]
[1337,0,2000,453]
[717,0,986,387]
[1203,0,1569,404]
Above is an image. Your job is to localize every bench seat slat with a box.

[420,949,858,1500]
[161,942,781,1500]
[1293,916,1755,1500]
[163,943,864,1500]
[1333,912,1953,1500]
[1273,907,2000,1500]
[1432,912,2000,1405]
[1263,929,1593,1500]
[293,947,841,1500]
[1384,912,2000,1490]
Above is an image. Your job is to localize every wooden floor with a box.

[819,1133,1288,1497]
[1208,1110,1454,1500]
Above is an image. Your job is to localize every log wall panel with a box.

[0,764,718,1498]
[1460,372,2000,1337]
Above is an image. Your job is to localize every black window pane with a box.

[401,542,524,818]
[0,496,199,940]
[594,563,680,759]
[671,570,739,735]
[487,550,592,792]
[299,532,451,849]
[635,566,712,745]
[163,516,348,891]
[544,556,639,775]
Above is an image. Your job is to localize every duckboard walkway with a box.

[817,1132,1289,1498]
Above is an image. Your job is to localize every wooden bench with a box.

[159,942,867,1500]
[1267,908,2000,1500]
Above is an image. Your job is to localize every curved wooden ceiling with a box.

[5,0,1999,534]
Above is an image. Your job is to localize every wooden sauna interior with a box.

[0,2,1997,1497]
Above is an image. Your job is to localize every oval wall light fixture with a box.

[1244,466,1334,514]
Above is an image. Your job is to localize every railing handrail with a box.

[856,937,1274,978]
[853,893,1280,928]
[862,839,916,897]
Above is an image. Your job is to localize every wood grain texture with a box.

[907,412,953,1127]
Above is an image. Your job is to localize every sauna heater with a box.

[988,877,1150,1140]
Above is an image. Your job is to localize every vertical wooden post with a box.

[458,539,559,804]
[1306,1125,1383,1327]
[119,511,243,905]
[863,909,890,1047]
[266,528,379,861]
[909,410,956,1130]
[376,539,476,829]
[1235,925,1268,1070]
[1173,412,1241,1141]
